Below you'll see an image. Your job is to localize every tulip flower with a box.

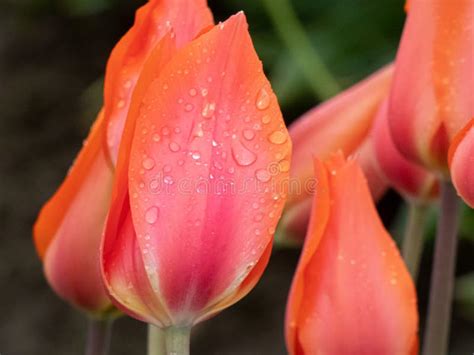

[101,12,291,350]
[277,65,393,244]
[449,118,474,208]
[374,100,438,202]
[388,0,473,173]
[33,0,213,315]
[285,154,418,355]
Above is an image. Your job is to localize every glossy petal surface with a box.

[286,155,418,355]
[389,0,474,172]
[103,13,291,327]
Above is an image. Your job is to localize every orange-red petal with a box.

[374,100,438,201]
[104,0,214,164]
[103,13,291,326]
[34,110,114,312]
[285,154,418,355]
[388,0,474,172]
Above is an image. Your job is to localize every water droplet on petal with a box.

[255,169,271,182]
[145,206,159,224]
[161,127,170,136]
[192,151,201,160]
[163,165,172,173]
[169,141,180,152]
[142,157,155,170]
[152,133,161,142]
[256,88,271,110]
[189,88,197,96]
[261,115,271,124]
[184,103,194,112]
[163,176,174,185]
[231,139,257,166]
[279,159,290,172]
[242,129,255,141]
[254,213,264,222]
[268,131,287,145]
[117,99,125,109]
[201,102,216,118]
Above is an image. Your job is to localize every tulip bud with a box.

[101,13,292,328]
[33,0,213,314]
[285,154,418,355]
[374,100,438,202]
[389,0,473,173]
[449,118,474,208]
[278,65,393,244]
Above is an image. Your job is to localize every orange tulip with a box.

[449,118,474,208]
[33,0,213,314]
[278,65,393,244]
[388,0,473,174]
[285,154,418,355]
[101,13,291,327]
[374,100,438,202]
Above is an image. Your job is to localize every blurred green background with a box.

[0,0,473,354]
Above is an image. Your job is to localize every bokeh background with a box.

[1,0,473,354]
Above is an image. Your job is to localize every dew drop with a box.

[117,99,125,109]
[152,133,161,142]
[163,176,174,185]
[192,151,201,160]
[268,131,287,145]
[256,88,271,110]
[254,213,264,222]
[201,88,208,97]
[261,115,271,124]
[161,127,170,136]
[242,129,255,141]
[169,141,180,152]
[123,80,132,89]
[231,139,257,166]
[279,160,290,172]
[163,165,172,173]
[149,179,159,190]
[189,88,197,96]
[184,103,194,112]
[142,157,155,170]
[145,206,159,224]
[201,102,216,118]
[255,169,271,182]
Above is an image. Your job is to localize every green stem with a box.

[402,202,430,279]
[85,318,113,355]
[164,326,191,355]
[261,0,340,100]
[148,325,166,355]
[422,182,461,355]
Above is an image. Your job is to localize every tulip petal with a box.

[288,64,393,207]
[286,154,418,355]
[449,118,474,208]
[104,13,291,326]
[389,0,474,171]
[34,110,114,312]
[374,100,438,201]
[104,0,214,164]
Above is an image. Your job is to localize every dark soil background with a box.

[1,0,473,354]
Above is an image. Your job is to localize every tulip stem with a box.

[85,318,113,355]
[422,181,461,355]
[148,325,166,355]
[261,0,340,100]
[402,202,430,279]
[164,326,191,355]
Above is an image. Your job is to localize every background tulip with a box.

[388,0,474,173]
[102,12,291,343]
[285,154,418,355]
[449,119,474,208]
[374,100,438,202]
[33,0,212,315]
[277,65,393,244]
